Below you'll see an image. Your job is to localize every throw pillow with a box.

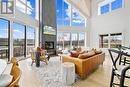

[70,51,80,58]
[78,51,95,59]
[95,49,102,54]
[76,47,82,52]
[91,48,102,54]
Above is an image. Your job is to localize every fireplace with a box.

[45,41,54,49]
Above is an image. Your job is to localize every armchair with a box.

[40,50,48,65]
[30,48,49,66]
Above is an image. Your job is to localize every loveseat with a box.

[62,52,105,78]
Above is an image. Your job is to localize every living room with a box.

[0,0,130,87]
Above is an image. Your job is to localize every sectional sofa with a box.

[62,52,105,78]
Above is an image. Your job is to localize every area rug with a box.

[31,57,78,87]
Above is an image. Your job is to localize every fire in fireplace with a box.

[45,41,54,49]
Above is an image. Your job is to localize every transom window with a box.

[16,0,35,18]
[100,4,110,14]
[111,0,123,11]
[98,0,123,15]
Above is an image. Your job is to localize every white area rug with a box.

[31,57,76,87]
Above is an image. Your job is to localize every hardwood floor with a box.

[19,55,130,87]
[72,55,112,87]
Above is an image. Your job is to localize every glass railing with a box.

[27,45,35,55]
[13,45,25,57]
[0,45,9,60]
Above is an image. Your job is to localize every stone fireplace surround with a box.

[42,34,57,55]
[39,0,57,55]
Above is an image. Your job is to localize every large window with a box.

[63,1,71,26]
[79,33,85,48]
[57,0,86,27]
[16,0,35,18]
[26,27,35,55]
[63,33,70,50]
[57,0,63,26]
[0,19,9,60]
[71,33,78,48]
[110,33,122,48]
[98,0,123,15]
[57,32,64,49]
[99,33,122,48]
[57,0,70,26]
[72,8,85,27]
[13,23,25,57]
[57,32,86,50]
[0,18,36,59]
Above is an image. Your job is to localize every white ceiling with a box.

[66,0,91,18]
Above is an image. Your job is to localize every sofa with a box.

[62,52,105,78]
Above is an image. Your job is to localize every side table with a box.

[62,62,75,85]
[58,54,63,61]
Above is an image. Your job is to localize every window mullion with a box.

[62,0,64,25]
[26,0,27,15]
[70,5,72,26]
[108,34,111,48]
[109,2,111,12]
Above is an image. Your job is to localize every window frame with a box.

[99,34,109,48]
[57,32,86,50]
[26,26,36,56]
[99,33,123,48]
[0,18,10,61]
[16,0,35,18]
[110,33,122,48]
[57,0,87,27]
[12,22,26,57]
[100,4,110,14]
[111,0,123,11]
[98,0,124,15]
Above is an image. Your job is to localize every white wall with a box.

[90,0,130,54]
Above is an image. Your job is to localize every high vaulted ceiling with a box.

[66,0,91,18]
